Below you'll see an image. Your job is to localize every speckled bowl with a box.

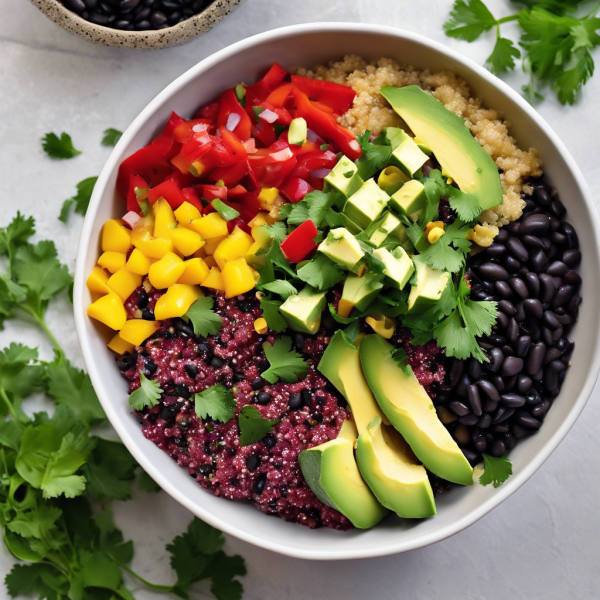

[29,0,244,49]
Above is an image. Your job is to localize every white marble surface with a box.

[1,1,599,598]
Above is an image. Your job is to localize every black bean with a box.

[516,412,542,430]
[64,0,87,11]
[568,293,581,313]
[232,372,244,383]
[474,436,487,452]
[256,392,271,405]
[477,414,492,429]
[477,380,500,402]
[492,406,515,424]
[519,213,550,236]
[447,358,464,387]
[505,318,518,344]
[456,374,471,397]
[288,393,302,409]
[486,348,503,373]
[253,473,267,495]
[184,364,197,379]
[552,285,574,308]
[143,359,157,376]
[83,0,98,8]
[506,222,520,235]
[485,243,506,259]
[560,222,579,249]
[521,234,544,249]
[321,311,337,332]
[263,433,277,449]
[134,6,151,19]
[517,374,532,393]
[539,274,556,303]
[547,261,569,277]
[209,356,224,368]
[524,272,540,298]
[489,439,507,457]
[250,377,265,391]
[515,335,531,358]
[500,393,526,408]
[532,186,550,206]
[551,232,567,245]
[508,277,528,299]
[479,262,510,281]
[496,311,509,329]
[507,237,529,262]
[550,199,566,217]
[301,389,312,407]
[544,367,558,392]
[563,270,581,286]
[541,326,553,346]
[467,385,483,416]
[514,301,526,323]
[501,356,523,377]
[498,300,517,317]
[529,249,548,273]
[245,455,260,471]
[117,351,137,371]
[160,403,178,421]
[114,19,131,27]
[467,359,483,380]
[532,399,551,419]
[522,298,543,319]
[526,342,546,375]
[134,19,151,28]
[495,281,513,299]
[491,375,505,393]
[459,414,479,426]
[549,359,567,373]
[562,249,581,267]
[542,311,560,330]
[449,401,470,417]
[505,256,521,273]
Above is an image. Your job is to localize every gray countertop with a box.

[1,1,599,598]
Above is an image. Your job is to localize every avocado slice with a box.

[324,156,363,197]
[407,256,450,314]
[298,435,389,529]
[356,416,436,518]
[389,179,426,219]
[387,129,429,177]
[368,211,409,248]
[359,335,473,485]
[279,285,326,334]
[343,179,390,229]
[317,227,365,272]
[372,247,414,290]
[380,86,502,211]
[339,273,384,318]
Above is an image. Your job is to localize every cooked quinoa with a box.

[296,55,543,228]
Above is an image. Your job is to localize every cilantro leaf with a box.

[0,212,35,260]
[354,130,392,180]
[128,372,163,410]
[41,132,81,159]
[444,0,497,42]
[259,297,288,333]
[265,240,297,279]
[185,296,223,337]
[238,405,279,446]
[59,176,98,223]
[5,563,68,599]
[261,280,297,299]
[510,0,586,16]
[282,189,342,229]
[102,128,123,146]
[138,470,161,493]
[194,383,237,423]
[486,36,521,74]
[479,453,513,487]
[261,336,309,384]
[391,347,413,377]
[296,253,345,290]
[418,219,473,273]
[211,199,240,221]
[262,222,287,243]
[0,344,46,410]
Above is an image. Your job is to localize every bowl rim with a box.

[74,22,600,560]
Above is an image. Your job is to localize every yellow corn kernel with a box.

[258,187,280,209]
[120,319,160,346]
[98,251,127,274]
[248,211,277,229]
[254,317,268,335]
[468,224,497,248]
[425,221,445,236]
[174,201,202,226]
[377,166,409,192]
[107,332,135,355]
[148,252,185,289]
[125,248,153,276]
[102,219,132,253]
[427,227,445,244]
[171,225,205,257]
[365,313,396,339]
[337,298,355,319]
[190,159,209,178]
[189,212,228,241]
[107,269,142,303]
[246,241,265,266]
[204,256,217,269]
[86,266,110,295]
[214,226,254,270]
[153,199,177,240]
[87,292,127,330]
[221,258,256,298]
[177,258,210,285]
[154,284,203,320]
[202,267,225,291]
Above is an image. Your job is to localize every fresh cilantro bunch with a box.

[444,0,600,104]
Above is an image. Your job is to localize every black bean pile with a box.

[60,0,212,31]
[435,179,581,464]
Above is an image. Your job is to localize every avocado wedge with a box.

[380,85,502,211]
[359,335,473,485]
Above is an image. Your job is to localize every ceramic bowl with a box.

[29,0,243,49]
[74,23,600,560]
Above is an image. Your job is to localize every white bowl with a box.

[74,23,600,560]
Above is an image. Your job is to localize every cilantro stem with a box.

[583,1,600,19]
[20,306,65,358]
[496,14,518,25]
[0,388,19,423]
[117,563,175,593]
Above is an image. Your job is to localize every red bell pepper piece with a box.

[197,184,227,202]
[265,82,294,108]
[218,127,247,161]
[167,169,195,189]
[217,89,252,141]
[181,187,204,212]
[280,219,319,262]
[291,88,362,161]
[209,160,249,187]
[180,131,213,163]
[291,75,356,114]
[195,102,220,122]
[227,216,252,235]
[245,63,289,120]
[280,177,314,203]
[126,175,149,213]
[147,180,186,209]
[253,120,276,147]
[289,149,338,180]
[261,63,288,90]
[227,184,248,200]
[174,119,212,144]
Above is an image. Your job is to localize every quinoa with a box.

[296,55,543,229]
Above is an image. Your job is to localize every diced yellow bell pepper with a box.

[153,199,177,240]
[189,212,228,242]
[102,219,132,253]
[148,252,185,289]
[203,238,225,256]
[248,211,278,229]
[254,317,268,334]
[132,228,174,259]
[86,266,110,295]
[87,292,127,330]
[221,258,256,298]
[365,313,396,339]
[337,298,354,319]
[107,269,142,302]
[177,258,210,285]
[258,187,280,209]
[107,332,135,355]
[246,241,265,266]
[214,226,254,269]
[120,319,160,346]
[193,246,206,258]
[125,248,153,276]
[174,201,202,227]
[202,267,225,291]
[171,226,205,257]
[154,284,203,320]
[204,256,217,269]
[190,159,209,178]
[98,251,127,274]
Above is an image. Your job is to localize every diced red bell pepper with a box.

[147,180,186,209]
[181,187,204,212]
[291,88,362,161]
[289,149,338,180]
[291,75,357,114]
[261,63,288,90]
[126,175,148,213]
[245,159,259,191]
[227,216,252,235]
[245,63,289,120]
[217,89,252,141]
[167,169,196,189]
[248,143,297,188]
[173,119,212,144]
[218,127,247,161]
[195,102,220,122]
[203,136,237,169]
[265,82,294,108]
[227,184,248,200]
[209,159,249,187]
[197,184,227,202]
[280,219,319,262]
[253,120,276,147]
[257,102,292,126]
[280,177,314,203]
[180,132,213,163]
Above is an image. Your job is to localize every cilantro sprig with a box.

[185,296,224,337]
[128,372,163,410]
[41,131,81,159]
[59,176,98,224]
[101,127,123,147]
[479,452,513,487]
[261,336,309,384]
[238,405,279,446]
[195,383,237,423]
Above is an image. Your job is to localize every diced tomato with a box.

[280,219,319,262]
[291,75,357,114]
[147,180,186,209]
[126,175,148,213]
[280,177,314,203]
[195,102,220,122]
[217,89,252,141]
[218,127,247,161]
[209,160,249,186]
[197,184,227,202]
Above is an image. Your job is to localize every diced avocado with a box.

[279,285,326,334]
[377,166,409,196]
[356,416,436,518]
[359,335,474,485]
[389,180,426,219]
[407,256,450,313]
[288,117,307,146]
[324,156,363,197]
[381,86,502,211]
[318,331,386,434]
[340,272,383,316]
[343,179,390,230]
[341,213,363,235]
[318,228,365,273]
[368,211,409,248]
[372,247,414,290]
[388,129,429,176]
[298,437,388,529]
